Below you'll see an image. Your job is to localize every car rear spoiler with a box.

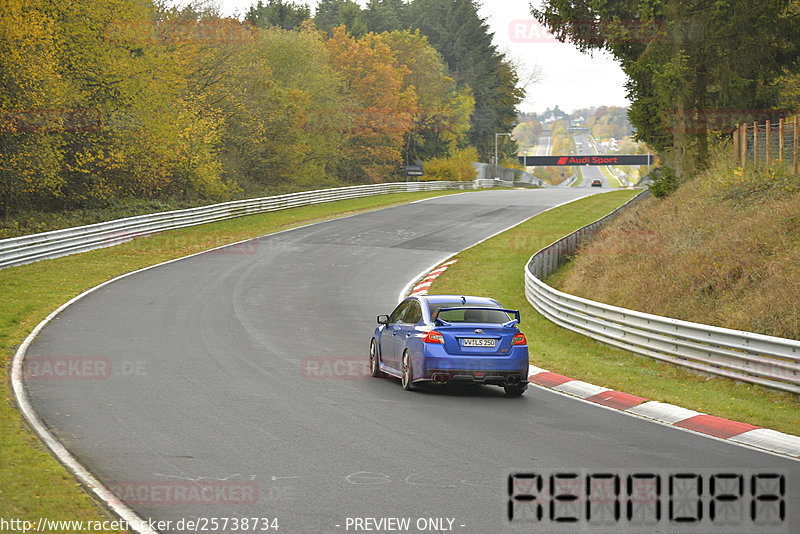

[434,307,521,328]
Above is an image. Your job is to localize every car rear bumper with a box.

[419,348,529,385]
[423,368,527,386]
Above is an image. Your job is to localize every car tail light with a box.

[512,333,527,346]
[423,330,444,344]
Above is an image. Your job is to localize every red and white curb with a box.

[399,200,799,461]
[409,259,458,296]
[527,365,800,460]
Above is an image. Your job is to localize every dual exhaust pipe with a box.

[430,373,522,385]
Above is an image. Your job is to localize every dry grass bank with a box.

[556,153,800,340]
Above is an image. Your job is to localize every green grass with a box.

[0,189,465,527]
[429,190,800,436]
[571,167,583,187]
[599,164,624,187]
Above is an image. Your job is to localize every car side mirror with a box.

[377,315,389,325]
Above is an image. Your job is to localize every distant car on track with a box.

[370,295,529,396]
[591,179,603,187]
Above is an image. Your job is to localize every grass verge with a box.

[429,190,799,436]
[0,189,464,526]
[599,165,623,187]
[571,167,583,187]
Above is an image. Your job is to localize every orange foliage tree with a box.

[325,25,416,181]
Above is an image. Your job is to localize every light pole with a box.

[495,132,512,179]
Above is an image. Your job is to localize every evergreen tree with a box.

[314,0,368,37]
[406,0,523,160]
[245,0,310,30]
[363,0,409,33]
[533,0,800,178]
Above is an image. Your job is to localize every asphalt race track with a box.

[24,190,799,533]
[572,132,613,188]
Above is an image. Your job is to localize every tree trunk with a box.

[692,54,709,168]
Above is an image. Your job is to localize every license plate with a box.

[461,338,496,347]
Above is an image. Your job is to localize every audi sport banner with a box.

[519,155,654,166]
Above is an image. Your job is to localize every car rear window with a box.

[430,303,510,324]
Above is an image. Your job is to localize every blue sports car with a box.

[370,295,529,396]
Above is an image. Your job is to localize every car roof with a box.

[416,295,501,307]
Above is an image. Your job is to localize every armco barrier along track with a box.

[0,181,469,270]
[525,191,800,394]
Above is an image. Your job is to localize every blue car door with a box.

[381,300,412,371]
[395,300,423,359]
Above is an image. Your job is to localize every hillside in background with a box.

[554,154,800,340]
[1,0,522,228]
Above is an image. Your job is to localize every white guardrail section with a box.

[525,191,800,394]
[0,181,470,270]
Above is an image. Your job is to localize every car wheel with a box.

[401,351,414,391]
[369,339,385,378]
[504,384,527,397]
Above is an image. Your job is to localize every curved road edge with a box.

[11,268,174,534]
[397,192,605,303]
[400,208,800,462]
[9,195,468,534]
[524,366,800,461]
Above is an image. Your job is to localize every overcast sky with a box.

[205,0,631,114]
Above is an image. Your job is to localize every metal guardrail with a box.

[524,191,800,394]
[472,162,546,187]
[0,181,469,270]
[475,178,513,188]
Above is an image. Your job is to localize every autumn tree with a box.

[379,29,474,163]
[512,119,543,150]
[325,26,416,181]
[0,0,70,215]
[215,24,350,190]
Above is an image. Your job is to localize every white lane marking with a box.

[627,401,704,425]
[527,365,548,376]
[553,380,609,399]
[527,380,800,462]
[10,192,466,533]
[11,283,159,534]
[397,190,601,303]
[729,429,800,458]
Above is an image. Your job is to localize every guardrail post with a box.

[753,121,758,165]
[794,116,798,175]
[741,123,747,168]
[733,124,740,165]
